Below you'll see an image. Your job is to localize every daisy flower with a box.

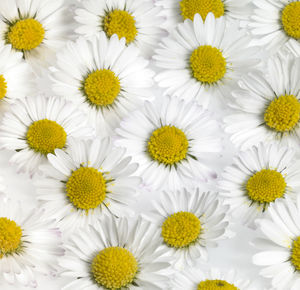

[156,0,252,29]
[172,268,251,289]
[145,189,231,266]
[115,96,222,190]
[249,0,300,56]
[59,216,171,290]
[224,54,300,150]
[52,33,154,135]
[0,96,93,175]
[0,0,71,68]
[0,197,63,287]
[36,137,141,233]
[219,143,300,227]
[252,195,300,290]
[74,0,165,57]
[154,13,258,108]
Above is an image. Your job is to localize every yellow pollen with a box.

[6,18,45,51]
[264,95,300,133]
[246,169,286,204]
[0,217,22,259]
[162,211,201,248]
[103,10,137,44]
[0,75,7,100]
[190,45,226,84]
[197,279,239,290]
[83,69,121,107]
[281,2,300,39]
[180,0,225,21]
[147,125,189,165]
[291,236,300,271]
[66,167,106,211]
[91,247,138,289]
[26,119,67,155]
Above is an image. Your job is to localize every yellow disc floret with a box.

[190,45,226,84]
[148,125,189,165]
[91,247,138,289]
[246,169,286,204]
[7,18,45,51]
[291,236,300,271]
[0,217,22,259]
[162,211,201,248]
[26,119,67,155]
[197,279,239,290]
[180,0,225,21]
[66,167,106,211]
[103,10,138,44]
[264,95,300,133]
[281,2,300,39]
[0,75,7,100]
[83,69,121,107]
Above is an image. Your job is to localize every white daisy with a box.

[51,33,154,136]
[0,96,93,175]
[0,0,72,69]
[224,54,300,150]
[219,143,300,227]
[35,137,141,234]
[156,0,252,29]
[115,96,222,191]
[154,13,258,109]
[59,215,171,290]
[145,189,231,266]
[249,0,300,56]
[0,197,63,287]
[74,0,165,57]
[252,195,300,290]
[172,268,251,289]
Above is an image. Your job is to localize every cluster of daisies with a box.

[0,0,299,289]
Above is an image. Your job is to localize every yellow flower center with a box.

[6,18,45,51]
[83,69,121,107]
[66,167,106,211]
[291,236,300,271]
[91,247,138,289]
[281,2,300,39]
[264,95,300,133]
[162,211,201,248]
[103,10,138,44]
[26,119,67,155]
[147,125,189,165]
[197,279,239,290]
[180,0,225,20]
[190,45,226,84]
[0,217,22,259]
[0,75,7,100]
[246,169,286,204]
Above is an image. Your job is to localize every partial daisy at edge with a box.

[74,0,166,58]
[115,95,222,191]
[172,267,252,289]
[0,0,72,70]
[219,142,300,228]
[51,32,154,136]
[248,0,300,56]
[144,188,233,267]
[224,53,300,150]
[0,96,93,175]
[0,197,63,288]
[153,12,259,109]
[35,137,141,235]
[59,215,172,290]
[155,0,252,29]
[252,194,300,290]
